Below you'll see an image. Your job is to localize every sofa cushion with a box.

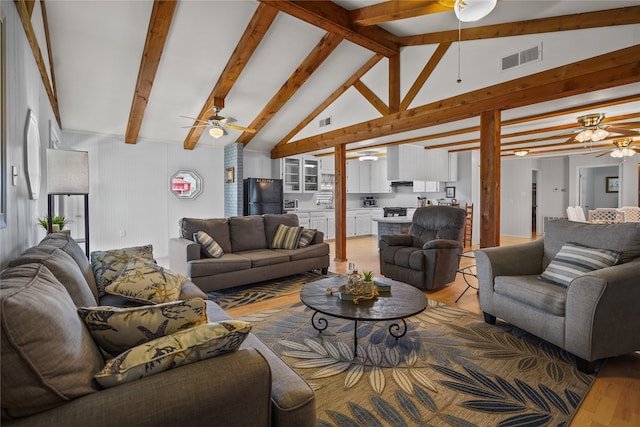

[0,264,104,418]
[275,242,330,261]
[236,249,291,268]
[539,243,622,287]
[78,298,208,357]
[264,213,300,248]
[194,231,224,258]
[188,254,252,278]
[543,220,640,266]
[94,320,252,388]
[91,244,155,296]
[381,246,425,271]
[38,233,99,301]
[229,216,268,252]
[104,261,188,304]
[272,224,303,249]
[180,218,232,254]
[297,228,316,248]
[494,274,567,316]
[8,246,97,307]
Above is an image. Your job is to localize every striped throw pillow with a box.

[539,243,621,287]
[272,224,303,250]
[297,228,316,248]
[194,231,224,258]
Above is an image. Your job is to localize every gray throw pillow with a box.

[297,228,316,248]
[194,231,224,258]
[539,242,621,287]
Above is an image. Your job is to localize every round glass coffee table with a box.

[300,276,427,357]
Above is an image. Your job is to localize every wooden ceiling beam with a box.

[401,41,451,111]
[400,6,640,45]
[349,1,451,27]
[39,0,57,103]
[271,44,640,158]
[125,0,177,145]
[14,0,60,125]
[183,3,278,150]
[276,53,384,146]
[353,80,389,116]
[260,0,398,57]
[237,32,343,146]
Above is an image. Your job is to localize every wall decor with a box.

[225,167,235,183]
[606,176,619,193]
[170,169,202,199]
[25,109,41,200]
[445,186,456,198]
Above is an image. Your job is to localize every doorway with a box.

[578,165,620,213]
[531,170,538,236]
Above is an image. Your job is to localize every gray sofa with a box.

[1,233,315,426]
[170,214,330,292]
[475,219,640,373]
[379,206,466,291]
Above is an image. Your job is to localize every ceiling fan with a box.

[593,138,639,159]
[565,113,639,144]
[181,107,256,138]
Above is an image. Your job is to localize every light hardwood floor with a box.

[225,235,640,426]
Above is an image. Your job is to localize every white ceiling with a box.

[39,0,639,158]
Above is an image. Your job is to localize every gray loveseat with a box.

[170,214,330,292]
[475,219,640,373]
[1,233,315,426]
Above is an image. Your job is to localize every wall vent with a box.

[319,116,332,127]
[501,43,542,71]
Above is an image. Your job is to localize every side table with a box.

[456,252,478,303]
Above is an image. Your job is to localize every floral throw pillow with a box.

[91,245,154,296]
[77,298,208,357]
[104,261,187,304]
[95,320,252,388]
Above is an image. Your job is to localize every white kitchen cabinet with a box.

[369,209,384,237]
[346,160,360,193]
[388,145,450,182]
[347,159,389,194]
[272,157,302,193]
[448,153,458,181]
[303,158,319,192]
[320,156,334,173]
[326,214,336,240]
[346,215,356,237]
[413,181,441,193]
[370,158,391,193]
[412,180,425,192]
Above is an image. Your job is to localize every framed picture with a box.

[606,176,619,193]
[445,186,456,198]
[170,169,202,199]
[225,167,235,183]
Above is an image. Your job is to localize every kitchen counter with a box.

[372,217,412,223]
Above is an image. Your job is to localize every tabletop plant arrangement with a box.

[327,264,381,304]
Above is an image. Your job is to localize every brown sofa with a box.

[1,233,315,427]
[169,214,330,292]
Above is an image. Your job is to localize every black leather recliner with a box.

[379,206,466,291]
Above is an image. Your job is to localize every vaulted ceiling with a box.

[17,0,640,160]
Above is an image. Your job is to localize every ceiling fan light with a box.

[610,150,623,158]
[576,129,593,143]
[209,127,224,138]
[454,0,497,22]
[621,148,636,157]
[514,150,529,157]
[592,128,609,141]
[359,155,378,162]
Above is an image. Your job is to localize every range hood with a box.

[390,181,414,187]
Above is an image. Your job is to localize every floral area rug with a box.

[207,271,338,310]
[240,299,597,427]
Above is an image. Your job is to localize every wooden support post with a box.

[480,110,501,248]
[334,145,347,261]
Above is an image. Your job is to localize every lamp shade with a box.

[454,0,497,22]
[46,149,89,194]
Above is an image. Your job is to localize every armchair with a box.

[379,206,466,291]
[475,219,640,373]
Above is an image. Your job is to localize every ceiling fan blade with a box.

[180,115,210,125]
[607,127,639,136]
[225,124,257,133]
[594,150,612,158]
[180,124,209,129]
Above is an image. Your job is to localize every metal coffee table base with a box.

[310,311,408,357]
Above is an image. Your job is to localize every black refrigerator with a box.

[243,178,284,215]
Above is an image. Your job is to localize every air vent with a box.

[319,116,332,127]
[501,43,542,71]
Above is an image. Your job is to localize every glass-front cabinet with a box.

[283,158,301,193]
[303,158,319,192]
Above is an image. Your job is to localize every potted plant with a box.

[362,270,374,283]
[38,215,70,232]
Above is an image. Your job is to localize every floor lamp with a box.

[46,148,90,256]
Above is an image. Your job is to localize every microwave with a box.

[284,199,299,210]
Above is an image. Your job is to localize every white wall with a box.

[62,131,225,258]
[0,4,60,268]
